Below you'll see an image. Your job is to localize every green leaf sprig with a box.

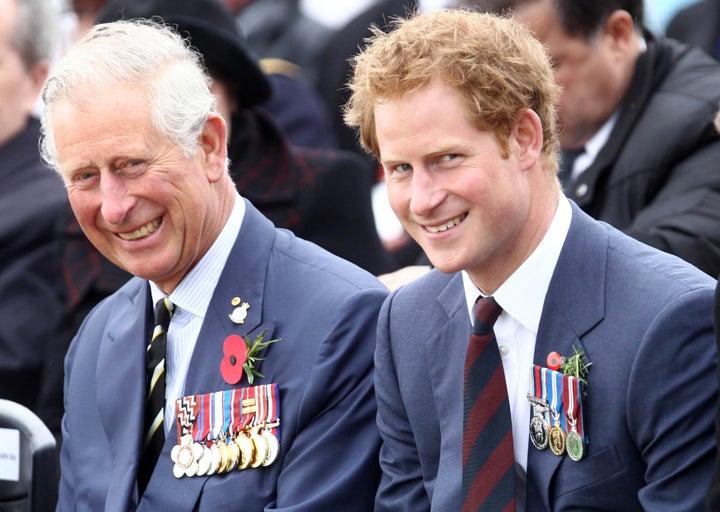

[243,329,281,384]
[560,345,592,385]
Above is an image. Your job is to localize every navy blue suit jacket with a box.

[374,203,717,511]
[57,200,388,511]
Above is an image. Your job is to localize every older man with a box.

[42,19,387,510]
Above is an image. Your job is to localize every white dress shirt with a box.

[461,194,571,471]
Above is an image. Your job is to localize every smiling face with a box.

[51,83,231,293]
[375,80,557,292]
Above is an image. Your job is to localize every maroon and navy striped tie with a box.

[462,295,516,512]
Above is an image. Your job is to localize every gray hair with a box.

[12,0,59,70]
[40,19,216,171]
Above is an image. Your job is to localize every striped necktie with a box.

[462,295,516,512]
[138,296,175,494]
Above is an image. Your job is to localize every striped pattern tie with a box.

[462,295,516,512]
[138,297,175,494]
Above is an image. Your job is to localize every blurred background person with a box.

[481,0,720,277]
[0,0,67,413]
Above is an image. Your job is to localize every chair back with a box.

[0,400,57,512]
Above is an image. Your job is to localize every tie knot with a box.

[154,297,175,330]
[472,296,503,335]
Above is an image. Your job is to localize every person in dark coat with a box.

[0,0,67,412]
[502,0,720,277]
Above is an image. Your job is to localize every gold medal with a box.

[225,441,240,472]
[218,443,231,473]
[236,434,254,470]
[548,424,566,456]
[250,431,268,468]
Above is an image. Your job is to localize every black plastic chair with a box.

[0,400,57,512]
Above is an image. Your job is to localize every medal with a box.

[171,434,197,479]
[563,375,585,461]
[236,434,254,470]
[170,384,282,478]
[250,429,268,468]
[547,369,565,456]
[262,430,279,466]
[528,366,550,450]
[196,444,212,476]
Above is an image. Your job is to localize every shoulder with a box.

[267,227,388,306]
[657,38,720,99]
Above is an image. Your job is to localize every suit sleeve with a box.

[270,288,386,511]
[374,293,432,512]
[628,286,718,510]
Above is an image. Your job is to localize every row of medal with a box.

[171,383,280,478]
[526,365,586,461]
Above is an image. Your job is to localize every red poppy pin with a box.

[220,329,281,385]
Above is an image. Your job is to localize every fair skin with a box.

[374,79,558,294]
[50,83,236,294]
[0,0,49,146]
[514,0,640,150]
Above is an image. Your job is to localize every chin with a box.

[424,253,462,276]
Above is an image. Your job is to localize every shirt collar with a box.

[462,195,572,334]
[150,192,245,318]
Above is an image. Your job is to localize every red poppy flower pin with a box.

[220,329,281,385]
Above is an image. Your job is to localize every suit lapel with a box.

[183,201,277,394]
[140,202,278,510]
[96,279,150,511]
[426,273,468,420]
[527,204,608,510]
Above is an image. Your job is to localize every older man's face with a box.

[51,83,228,293]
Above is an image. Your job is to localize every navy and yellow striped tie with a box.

[462,295,516,512]
[138,297,174,494]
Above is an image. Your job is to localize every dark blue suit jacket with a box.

[57,200,388,511]
[374,202,717,511]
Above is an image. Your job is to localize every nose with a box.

[409,167,444,217]
[99,172,135,226]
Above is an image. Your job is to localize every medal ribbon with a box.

[575,377,585,440]
[212,390,224,441]
[266,383,279,438]
[562,375,579,435]
[222,389,233,439]
[546,368,565,430]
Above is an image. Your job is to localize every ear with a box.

[603,10,635,51]
[199,112,228,183]
[512,108,543,171]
